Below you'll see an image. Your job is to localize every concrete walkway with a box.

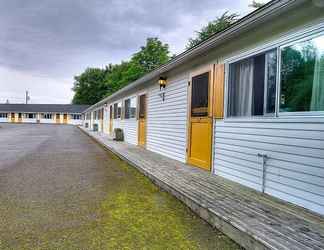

[80,127,324,250]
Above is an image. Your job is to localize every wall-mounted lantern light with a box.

[158,76,167,102]
[158,77,167,90]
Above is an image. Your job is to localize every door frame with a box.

[11,113,15,123]
[137,92,147,147]
[109,105,113,134]
[63,113,68,124]
[56,113,61,124]
[186,64,215,170]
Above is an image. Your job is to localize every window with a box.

[228,49,277,117]
[280,34,324,113]
[117,102,122,118]
[42,113,52,119]
[0,113,8,118]
[124,97,137,119]
[25,113,36,119]
[113,103,118,119]
[56,113,60,119]
[139,95,146,119]
[191,72,209,117]
[71,114,81,120]
[18,113,22,118]
[113,102,122,119]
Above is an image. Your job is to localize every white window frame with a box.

[124,96,137,120]
[224,21,324,121]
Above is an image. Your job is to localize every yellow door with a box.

[100,108,104,132]
[109,105,113,134]
[63,114,68,124]
[18,113,22,123]
[138,94,146,147]
[56,114,61,124]
[187,67,214,171]
[11,113,15,123]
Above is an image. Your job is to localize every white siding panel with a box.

[112,119,138,145]
[0,118,8,123]
[213,120,324,215]
[146,74,188,163]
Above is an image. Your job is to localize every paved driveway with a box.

[0,124,240,250]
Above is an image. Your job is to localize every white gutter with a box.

[84,0,305,113]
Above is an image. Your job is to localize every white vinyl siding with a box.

[112,118,138,145]
[213,119,324,215]
[146,75,188,162]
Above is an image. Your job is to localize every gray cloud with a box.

[0,0,261,103]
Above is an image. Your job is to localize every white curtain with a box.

[234,58,254,116]
[310,54,324,111]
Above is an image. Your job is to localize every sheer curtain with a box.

[310,54,324,111]
[232,58,254,116]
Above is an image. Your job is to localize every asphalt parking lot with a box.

[0,123,240,250]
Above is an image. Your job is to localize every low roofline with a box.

[84,0,306,113]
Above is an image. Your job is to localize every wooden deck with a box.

[80,127,324,250]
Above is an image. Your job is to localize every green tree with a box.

[186,12,238,49]
[104,37,170,96]
[249,1,266,8]
[72,37,171,104]
[72,68,108,105]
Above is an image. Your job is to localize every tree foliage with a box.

[186,12,238,49]
[72,68,108,105]
[72,38,170,104]
[249,1,266,8]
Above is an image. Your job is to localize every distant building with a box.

[0,104,90,125]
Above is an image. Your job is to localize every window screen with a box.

[139,95,146,119]
[191,72,209,117]
[124,97,136,119]
[110,105,113,119]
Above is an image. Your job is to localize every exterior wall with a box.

[40,118,55,124]
[209,10,324,215]
[0,118,8,122]
[23,118,37,123]
[213,119,324,215]
[111,118,138,145]
[68,119,83,125]
[146,73,189,162]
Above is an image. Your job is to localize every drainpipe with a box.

[257,153,268,193]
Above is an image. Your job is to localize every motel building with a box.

[0,104,89,125]
[83,0,324,216]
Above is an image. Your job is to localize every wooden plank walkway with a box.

[80,127,324,250]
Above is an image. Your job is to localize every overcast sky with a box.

[0,0,267,104]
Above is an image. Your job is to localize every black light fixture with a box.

[158,76,167,90]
